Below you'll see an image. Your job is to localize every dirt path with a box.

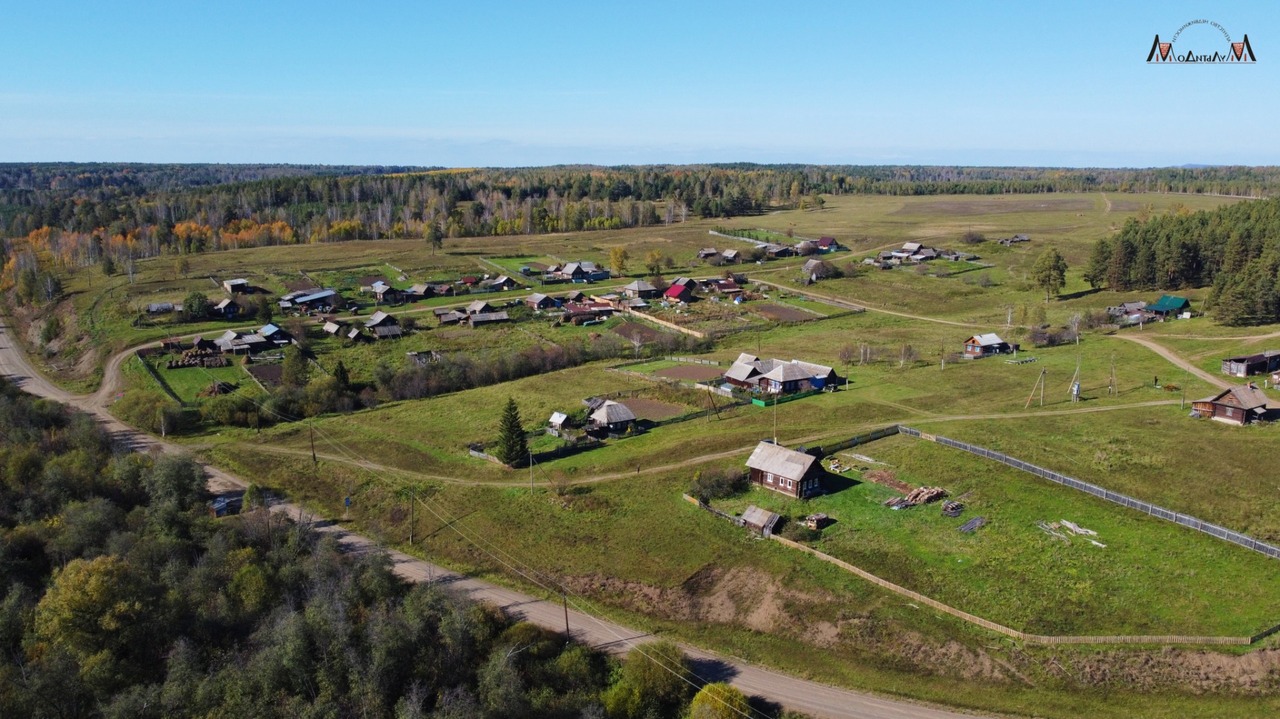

[751,279,980,329]
[2,314,984,719]
[1109,334,1231,391]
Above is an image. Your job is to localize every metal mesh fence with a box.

[899,426,1280,560]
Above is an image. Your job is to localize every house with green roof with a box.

[1147,294,1191,319]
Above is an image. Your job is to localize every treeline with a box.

[0,376,783,718]
[5,163,1279,278]
[1083,196,1280,325]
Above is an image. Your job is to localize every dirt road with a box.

[1,315,982,719]
[1109,334,1231,391]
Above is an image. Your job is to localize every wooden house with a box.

[622,280,659,299]
[370,281,401,304]
[1222,351,1280,378]
[589,400,635,434]
[721,249,741,264]
[404,284,431,302]
[722,354,838,394]
[1192,384,1271,425]
[222,278,250,294]
[1147,295,1191,319]
[213,298,240,318]
[258,323,293,348]
[698,247,719,260]
[963,333,1014,358]
[763,243,793,258]
[526,293,556,310]
[664,284,693,303]
[745,441,822,498]
[817,236,837,252]
[466,299,494,315]
[322,320,345,336]
[364,311,403,340]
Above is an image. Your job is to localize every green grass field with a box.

[39,190,1280,717]
[715,434,1280,636]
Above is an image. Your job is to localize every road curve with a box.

[1,315,983,719]
[1108,333,1231,391]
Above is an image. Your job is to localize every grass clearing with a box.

[715,433,1280,636]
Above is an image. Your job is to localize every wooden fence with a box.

[622,308,706,338]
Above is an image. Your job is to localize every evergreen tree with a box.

[496,397,528,467]
[281,345,310,388]
[1031,247,1069,301]
[332,360,351,390]
[182,292,210,321]
[1084,237,1111,289]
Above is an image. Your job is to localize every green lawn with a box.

[714,434,1280,636]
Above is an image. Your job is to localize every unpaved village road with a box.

[0,315,984,719]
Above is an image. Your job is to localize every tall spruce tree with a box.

[496,397,528,467]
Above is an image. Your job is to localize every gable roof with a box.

[467,299,493,314]
[1197,385,1270,410]
[724,362,761,382]
[664,284,692,299]
[623,280,656,292]
[1149,295,1192,313]
[967,333,1006,347]
[549,411,568,426]
[745,442,817,482]
[364,310,396,328]
[762,362,816,382]
[590,400,636,425]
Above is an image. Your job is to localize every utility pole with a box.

[409,486,415,546]
[309,419,317,466]
[529,449,535,494]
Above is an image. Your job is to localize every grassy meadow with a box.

[33,189,1280,717]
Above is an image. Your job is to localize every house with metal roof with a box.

[364,311,403,339]
[622,280,659,299]
[588,400,636,434]
[1221,350,1280,378]
[723,354,839,394]
[1147,294,1192,319]
[745,441,822,498]
[1192,384,1272,425]
[963,333,1014,358]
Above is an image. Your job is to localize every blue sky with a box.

[2,1,1276,167]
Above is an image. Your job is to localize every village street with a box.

[2,315,989,719]
[0,309,1251,719]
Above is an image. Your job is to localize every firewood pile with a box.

[198,381,237,397]
[942,501,964,517]
[168,349,230,369]
[864,469,912,493]
[883,486,947,509]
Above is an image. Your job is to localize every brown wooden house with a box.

[1192,384,1272,425]
[745,441,822,498]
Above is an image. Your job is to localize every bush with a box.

[779,519,820,542]
[1028,327,1078,347]
[40,316,62,344]
[690,467,748,503]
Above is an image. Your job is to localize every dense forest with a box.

[2,163,1278,286]
[0,377,772,718]
[1083,196,1280,325]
